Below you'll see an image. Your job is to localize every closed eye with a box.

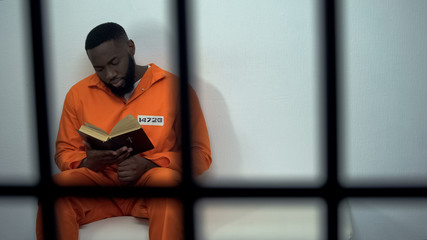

[110,58,119,65]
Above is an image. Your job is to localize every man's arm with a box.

[143,86,212,176]
[56,90,132,171]
[55,90,88,170]
[188,86,212,176]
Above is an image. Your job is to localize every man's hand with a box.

[79,141,132,172]
[117,155,158,185]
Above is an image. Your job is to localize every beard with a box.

[106,54,136,98]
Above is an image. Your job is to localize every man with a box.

[36,22,212,240]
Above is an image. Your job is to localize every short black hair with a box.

[85,22,128,50]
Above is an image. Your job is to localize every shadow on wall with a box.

[191,79,255,234]
[192,78,242,186]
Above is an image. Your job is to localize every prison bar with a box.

[175,0,196,239]
[3,185,427,198]
[28,0,57,239]
[321,0,340,239]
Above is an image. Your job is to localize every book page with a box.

[110,114,142,137]
[79,124,109,142]
[85,122,108,134]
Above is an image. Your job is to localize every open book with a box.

[77,114,154,156]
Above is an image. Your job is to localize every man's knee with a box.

[54,168,97,186]
[141,167,181,187]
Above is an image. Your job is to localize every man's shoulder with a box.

[148,63,179,89]
[149,63,177,79]
[68,73,99,92]
[64,73,101,103]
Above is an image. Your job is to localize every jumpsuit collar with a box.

[87,63,166,102]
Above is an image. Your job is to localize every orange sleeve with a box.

[55,90,86,171]
[145,86,212,177]
[188,86,212,176]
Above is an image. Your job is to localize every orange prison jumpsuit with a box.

[36,63,212,240]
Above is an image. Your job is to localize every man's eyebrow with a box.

[93,57,118,68]
[108,57,118,63]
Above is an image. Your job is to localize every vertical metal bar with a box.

[320,0,340,239]
[28,0,57,239]
[175,0,195,239]
[176,0,194,187]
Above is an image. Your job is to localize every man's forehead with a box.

[87,39,127,65]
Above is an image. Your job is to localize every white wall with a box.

[2,0,427,239]
[341,1,427,239]
[0,1,39,238]
[0,197,38,240]
[192,0,320,187]
[342,0,427,187]
[0,0,38,185]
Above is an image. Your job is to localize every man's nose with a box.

[105,67,117,82]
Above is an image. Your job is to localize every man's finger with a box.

[116,149,131,161]
[113,146,130,155]
[118,171,133,180]
[82,140,92,151]
[117,161,131,170]
[92,150,119,160]
[119,175,135,183]
[118,158,131,167]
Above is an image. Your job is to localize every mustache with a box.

[109,78,123,84]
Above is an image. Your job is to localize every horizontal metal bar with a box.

[1,185,427,198]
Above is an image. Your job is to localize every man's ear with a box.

[128,39,135,56]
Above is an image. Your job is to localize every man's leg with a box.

[131,167,183,240]
[36,168,124,240]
